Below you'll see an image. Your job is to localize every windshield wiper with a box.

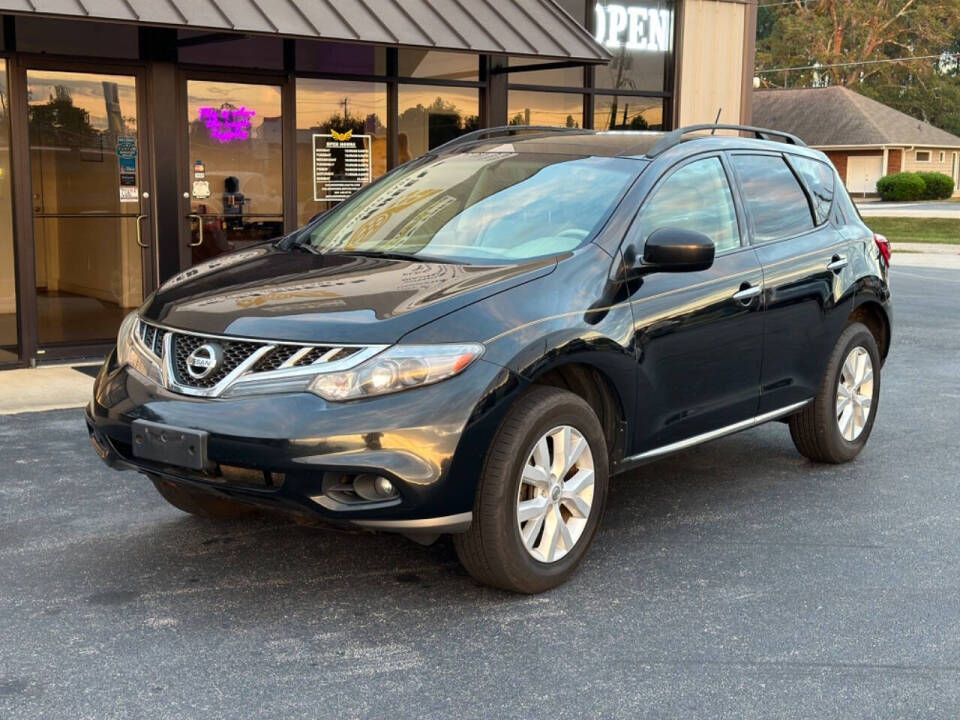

[277,233,319,254]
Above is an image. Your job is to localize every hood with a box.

[141,244,557,344]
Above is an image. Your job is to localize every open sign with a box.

[594,4,672,53]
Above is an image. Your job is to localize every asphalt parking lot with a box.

[1,266,958,719]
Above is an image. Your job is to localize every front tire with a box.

[789,322,881,463]
[149,475,261,520]
[454,386,609,593]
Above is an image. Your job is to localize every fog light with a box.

[353,474,399,501]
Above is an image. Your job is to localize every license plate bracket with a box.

[131,420,209,471]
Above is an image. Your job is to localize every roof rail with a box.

[428,125,595,155]
[647,123,807,157]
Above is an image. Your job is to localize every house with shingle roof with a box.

[753,86,960,196]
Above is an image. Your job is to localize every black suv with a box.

[87,124,892,593]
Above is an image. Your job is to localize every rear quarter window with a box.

[789,155,835,225]
[732,154,815,243]
[834,177,871,234]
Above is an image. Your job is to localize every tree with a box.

[315,112,379,135]
[757,0,960,88]
[757,0,960,135]
[28,85,99,148]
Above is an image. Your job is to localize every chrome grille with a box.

[298,346,354,365]
[253,345,300,372]
[138,322,166,357]
[134,320,380,398]
[172,334,260,389]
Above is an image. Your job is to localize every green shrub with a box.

[916,171,955,200]
[876,172,926,201]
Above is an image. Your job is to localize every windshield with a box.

[300,152,641,264]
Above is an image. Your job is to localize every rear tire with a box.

[149,475,261,520]
[454,386,609,593]
[789,322,880,463]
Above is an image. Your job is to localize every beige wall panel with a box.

[678,0,746,127]
[901,148,956,175]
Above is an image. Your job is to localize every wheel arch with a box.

[527,361,629,467]
[849,299,891,362]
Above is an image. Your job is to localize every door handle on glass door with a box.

[188,214,204,247]
[136,214,149,248]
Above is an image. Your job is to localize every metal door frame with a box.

[8,54,157,363]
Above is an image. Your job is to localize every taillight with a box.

[874,233,891,267]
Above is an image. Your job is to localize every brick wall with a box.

[817,147,960,196]
[825,152,847,182]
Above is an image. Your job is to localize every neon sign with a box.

[594,4,671,53]
[199,105,256,143]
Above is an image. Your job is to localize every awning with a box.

[0,0,611,63]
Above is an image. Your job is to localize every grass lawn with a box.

[866,217,960,244]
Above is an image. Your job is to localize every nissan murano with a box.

[87,125,892,593]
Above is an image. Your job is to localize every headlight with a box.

[116,311,161,382]
[309,343,484,401]
[116,311,140,366]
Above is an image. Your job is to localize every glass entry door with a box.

[185,80,283,264]
[27,68,151,348]
[0,61,18,363]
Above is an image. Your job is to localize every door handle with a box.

[135,214,149,248]
[827,255,848,272]
[732,285,762,303]
[188,214,204,247]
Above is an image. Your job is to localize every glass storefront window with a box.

[595,47,667,94]
[16,17,139,59]
[0,61,17,362]
[179,33,284,70]
[508,91,584,128]
[505,2,585,87]
[594,95,664,130]
[186,80,283,263]
[507,58,584,88]
[593,1,673,93]
[398,86,479,161]
[296,41,386,75]
[296,78,388,225]
[398,50,478,81]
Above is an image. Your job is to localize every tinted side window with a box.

[790,155,835,224]
[640,157,740,253]
[732,155,815,243]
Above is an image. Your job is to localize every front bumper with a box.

[87,350,521,535]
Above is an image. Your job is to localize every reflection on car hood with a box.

[141,244,557,344]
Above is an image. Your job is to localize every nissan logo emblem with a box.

[185,343,224,380]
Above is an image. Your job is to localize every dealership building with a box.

[0,0,757,367]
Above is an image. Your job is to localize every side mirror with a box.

[639,227,715,273]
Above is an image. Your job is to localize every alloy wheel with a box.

[516,425,595,563]
[836,346,874,441]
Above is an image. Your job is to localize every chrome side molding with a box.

[622,399,812,465]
